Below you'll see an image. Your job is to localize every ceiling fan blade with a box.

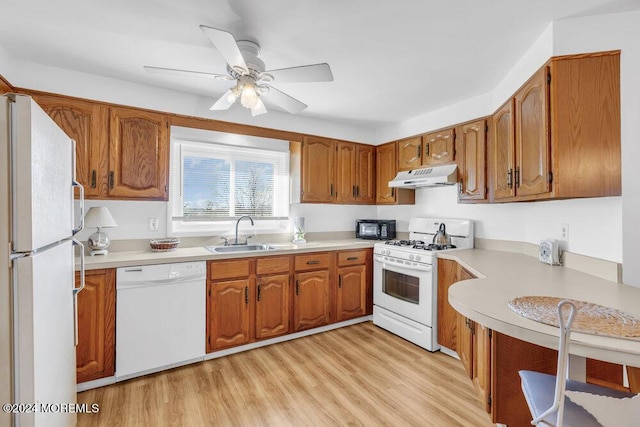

[210,90,235,111]
[144,65,230,80]
[199,25,248,73]
[264,63,333,83]
[261,86,307,114]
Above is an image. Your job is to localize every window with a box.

[170,135,290,234]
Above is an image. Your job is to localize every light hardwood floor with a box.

[78,322,493,426]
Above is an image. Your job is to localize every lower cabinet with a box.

[255,274,290,340]
[207,278,251,351]
[207,249,372,353]
[293,270,331,331]
[75,268,115,384]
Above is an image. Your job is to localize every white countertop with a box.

[78,239,376,270]
[445,249,640,367]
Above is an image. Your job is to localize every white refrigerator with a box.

[0,94,85,427]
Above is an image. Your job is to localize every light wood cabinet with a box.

[255,273,290,340]
[293,270,331,331]
[75,268,115,383]
[491,51,621,202]
[207,278,251,351]
[108,107,169,200]
[424,128,455,165]
[301,136,336,203]
[356,144,376,203]
[397,137,422,171]
[437,258,460,351]
[33,93,170,201]
[335,142,375,204]
[33,94,109,198]
[336,249,369,321]
[375,142,415,205]
[456,120,487,201]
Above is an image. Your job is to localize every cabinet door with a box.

[514,67,551,198]
[457,315,474,379]
[75,269,115,383]
[301,137,335,203]
[108,107,169,200]
[457,120,486,201]
[424,129,455,165]
[492,100,516,200]
[293,270,330,331]
[376,142,397,203]
[437,259,460,351]
[337,265,366,321]
[356,145,376,203]
[335,141,357,203]
[474,324,492,414]
[34,95,109,198]
[208,279,251,351]
[255,274,290,340]
[397,137,422,171]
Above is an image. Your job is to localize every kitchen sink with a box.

[205,244,277,254]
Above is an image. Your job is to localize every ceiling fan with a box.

[144,25,333,116]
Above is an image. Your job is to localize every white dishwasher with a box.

[116,261,206,381]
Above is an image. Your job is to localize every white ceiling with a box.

[2,0,639,129]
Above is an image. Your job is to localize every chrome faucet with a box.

[234,215,254,245]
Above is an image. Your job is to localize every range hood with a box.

[388,164,458,188]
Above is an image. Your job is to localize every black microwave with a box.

[355,219,396,240]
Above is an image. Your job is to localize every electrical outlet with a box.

[560,223,569,241]
[148,217,159,231]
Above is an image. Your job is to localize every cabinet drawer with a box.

[256,256,291,275]
[209,259,250,280]
[294,253,330,271]
[337,250,368,267]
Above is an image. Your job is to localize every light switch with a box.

[148,217,159,231]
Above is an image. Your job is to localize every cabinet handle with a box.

[425,143,430,157]
[459,179,464,194]
[295,280,300,296]
[356,186,360,197]
[330,183,334,197]
[109,171,114,189]
[352,185,356,198]
[391,187,395,197]
[338,274,342,288]
[245,286,249,304]
[507,169,513,188]
[515,167,521,188]
[416,145,421,158]
[257,284,261,302]
[347,256,358,261]
[91,170,96,189]
[306,260,320,265]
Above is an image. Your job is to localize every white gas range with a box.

[373,218,474,351]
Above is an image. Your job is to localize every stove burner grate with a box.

[413,243,457,251]
[385,240,426,247]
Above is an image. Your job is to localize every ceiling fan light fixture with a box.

[251,98,267,116]
[240,82,259,108]
[226,85,241,103]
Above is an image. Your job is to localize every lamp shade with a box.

[84,207,117,228]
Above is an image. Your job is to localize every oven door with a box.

[373,256,433,326]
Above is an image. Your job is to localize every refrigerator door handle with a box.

[72,179,84,235]
[72,239,85,346]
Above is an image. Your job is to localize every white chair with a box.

[519,300,635,427]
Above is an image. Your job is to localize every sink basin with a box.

[205,244,276,254]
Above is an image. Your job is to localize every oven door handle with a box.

[375,256,432,272]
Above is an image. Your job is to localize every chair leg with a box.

[530,300,576,427]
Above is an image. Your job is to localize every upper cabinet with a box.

[32,93,170,200]
[34,95,109,198]
[490,51,621,202]
[301,137,375,205]
[376,142,415,205]
[397,137,422,171]
[424,129,455,166]
[108,107,169,200]
[456,119,487,201]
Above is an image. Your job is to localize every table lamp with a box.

[84,207,117,255]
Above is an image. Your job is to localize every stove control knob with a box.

[386,249,391,255]
[415,255,421,262]
[409,254,415,260]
